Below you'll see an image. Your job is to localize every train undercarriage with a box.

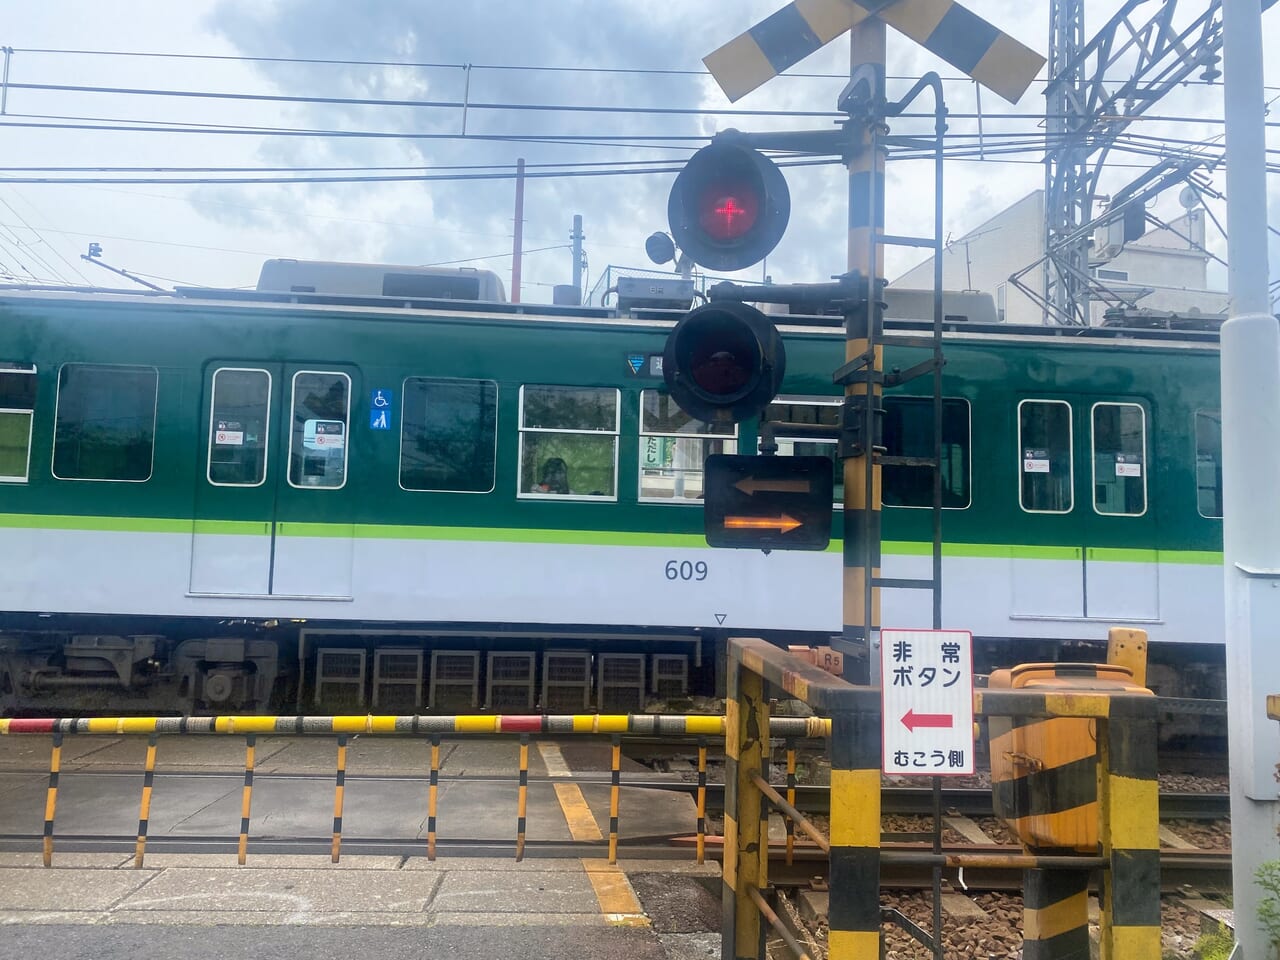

[0,615,1227,754]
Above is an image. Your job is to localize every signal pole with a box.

[842,21,887,685]
[1219,0,1279,952]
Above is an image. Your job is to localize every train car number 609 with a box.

[665,560,709,581]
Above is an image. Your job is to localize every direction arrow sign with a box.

[704,454,833,551]
[881,629,975,776]
[704,0,1045,104]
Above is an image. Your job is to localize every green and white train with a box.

[0,261,1225,716]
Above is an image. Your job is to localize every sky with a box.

[1,0,1276,309]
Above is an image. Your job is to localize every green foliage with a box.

[1193,927,1234,960]
[1257,859,1280,950]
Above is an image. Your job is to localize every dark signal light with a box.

[668,137,790,272]
[662,299,785,425]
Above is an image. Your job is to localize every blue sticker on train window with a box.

[370,388,393,430]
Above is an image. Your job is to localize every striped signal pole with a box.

[843,19,887,687]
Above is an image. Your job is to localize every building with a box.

[891,189,1229,325]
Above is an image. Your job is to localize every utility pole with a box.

[511,158,525,303]
[570,214,584,293]
[1220,0,1280,952]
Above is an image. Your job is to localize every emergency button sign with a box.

[881,629,975,776]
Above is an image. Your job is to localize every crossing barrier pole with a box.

[696,737,708,865]
[237,732,256,865]
[42,731,62,867]
[608,733,621,864]
[1097,696,1161,959]
[1022,867,1090,959]
[427,734,440,861]
[723,652,768,960]
[516,733,529,862]
[784,738,797,866]
[331,734,348,863]
[134,732,158,868]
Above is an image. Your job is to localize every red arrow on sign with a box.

[901,709,954,732]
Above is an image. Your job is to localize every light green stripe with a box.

[0,512,1225,564]
[1087,547,1159,563]
[193,519,271,536]
[347,522,707,548]
[0,512,190,534]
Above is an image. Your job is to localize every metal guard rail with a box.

[724,635,1161,960]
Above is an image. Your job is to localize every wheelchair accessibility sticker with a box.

[370,388,393,430]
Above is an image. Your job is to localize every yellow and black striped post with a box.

[842,17,886,685]
[696,737,708,866]
[1097,697,1162,959]
[516,733,530,862]
[608,733,621,865]
[42,731,62,867]
[826,698,882,959]
[331,734,348,863]
[427,734,441,861]
[134,732,158,868]
[1022,868,1090,959]
[237,732,255,865]
[722,655,768,960]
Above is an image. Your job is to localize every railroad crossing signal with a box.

[704,454,833,550]
[704,0,1046,104]
[663,299,786,425]
[667,139,791,273]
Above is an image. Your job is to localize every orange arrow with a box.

[724,514,802,534]
[733,477,812,496]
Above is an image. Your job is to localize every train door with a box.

[189,363,357,599]
[1079,398,1158,620]
[1010,395,1158,622]
[1012,397,1084,617]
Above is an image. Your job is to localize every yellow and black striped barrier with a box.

[725,637,882,960]
[2,711,827,870]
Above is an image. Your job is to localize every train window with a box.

[518,385,618,499]
[639,391,736,501]
[52,364,157,482]
[1091,402,1147,516]
[0,362,36,483]
[882,397,972,509]
[762,399,843,502]
[1018,399,1073,513]
[1195,410,1223,519]
[287,371,350,489]
[400,377,498,493]
[207,368,270,487]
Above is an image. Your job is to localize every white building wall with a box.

[892,194,1228,325]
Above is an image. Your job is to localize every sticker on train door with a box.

[369,388,393,430]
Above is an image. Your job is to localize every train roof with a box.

[0,281,1224,351]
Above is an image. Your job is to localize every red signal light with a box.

[699,187,759,241]
[668,138,790,272]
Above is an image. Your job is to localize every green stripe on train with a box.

[0,512,1225,563]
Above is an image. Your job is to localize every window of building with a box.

[207,368,271,487]
[519,385,619,499]
[53,364,157,482]
[0,363,36,482]
[1094,267,1129,282]
[882,397,972,509]
[638,390,736,501]
[761,398,843,501]
[1018,399,1073,513]
[400,377,498,493]
[1092,402,1147,516]
[287,371,350,489]
[1195,410,1222,519]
